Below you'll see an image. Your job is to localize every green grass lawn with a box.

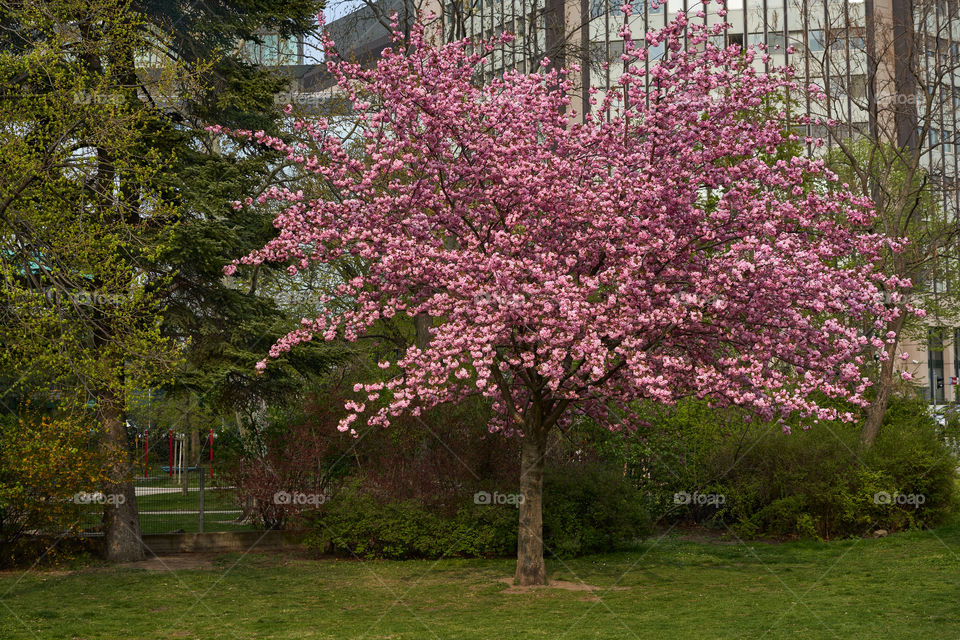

[136,488,239,512]
[2,519,960,639]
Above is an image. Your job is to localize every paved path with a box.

[135,486,234,496]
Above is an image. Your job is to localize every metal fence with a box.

[130,428,251,535]
[135,469,250,535]
[60,430,253,537]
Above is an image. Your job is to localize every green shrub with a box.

[303,485,517,560]
[0,412,106,567]
[303,395,954,551]
[581,398,750,522]
[867,397,957,529]
[543,463,651,558]
[688,395,956,540]
[303,464,651,560]
[607,395,956,540]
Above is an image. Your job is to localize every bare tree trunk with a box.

[515,419,548,586]
[191,427,201,466]
[102,395,144,562]
[862,311,907,447]
[414,313,431,350]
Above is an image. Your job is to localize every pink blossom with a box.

[223,8,909,435]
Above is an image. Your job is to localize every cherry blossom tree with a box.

[217,6,911,585]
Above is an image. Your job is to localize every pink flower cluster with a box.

[224,5,908,436]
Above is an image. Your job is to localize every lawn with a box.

[2,519,960,639]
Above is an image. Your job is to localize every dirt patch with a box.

[117,553,216,571]
[498,578,629,596]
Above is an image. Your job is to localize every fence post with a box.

[198,470,205,533]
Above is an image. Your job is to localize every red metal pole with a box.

[169,429,173,477]
[143,429,148,478]
[209,428,214,479]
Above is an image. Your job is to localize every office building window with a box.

[809,30,825,52]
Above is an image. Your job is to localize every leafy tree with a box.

[0,0,179,561]
[0,0,329,561]
[125,0,332,433]
[813,0,960,445]
[827,138,957,445]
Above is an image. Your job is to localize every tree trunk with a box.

[191,427,201,466]
[861,361,893,447]
[414,313,431,350]
[515,420,548,586]
[862,311,907,447]
[102,396,144,562]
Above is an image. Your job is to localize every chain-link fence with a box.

[135,469,251,534]
[130,429,251,535]
[60,429,253,537]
